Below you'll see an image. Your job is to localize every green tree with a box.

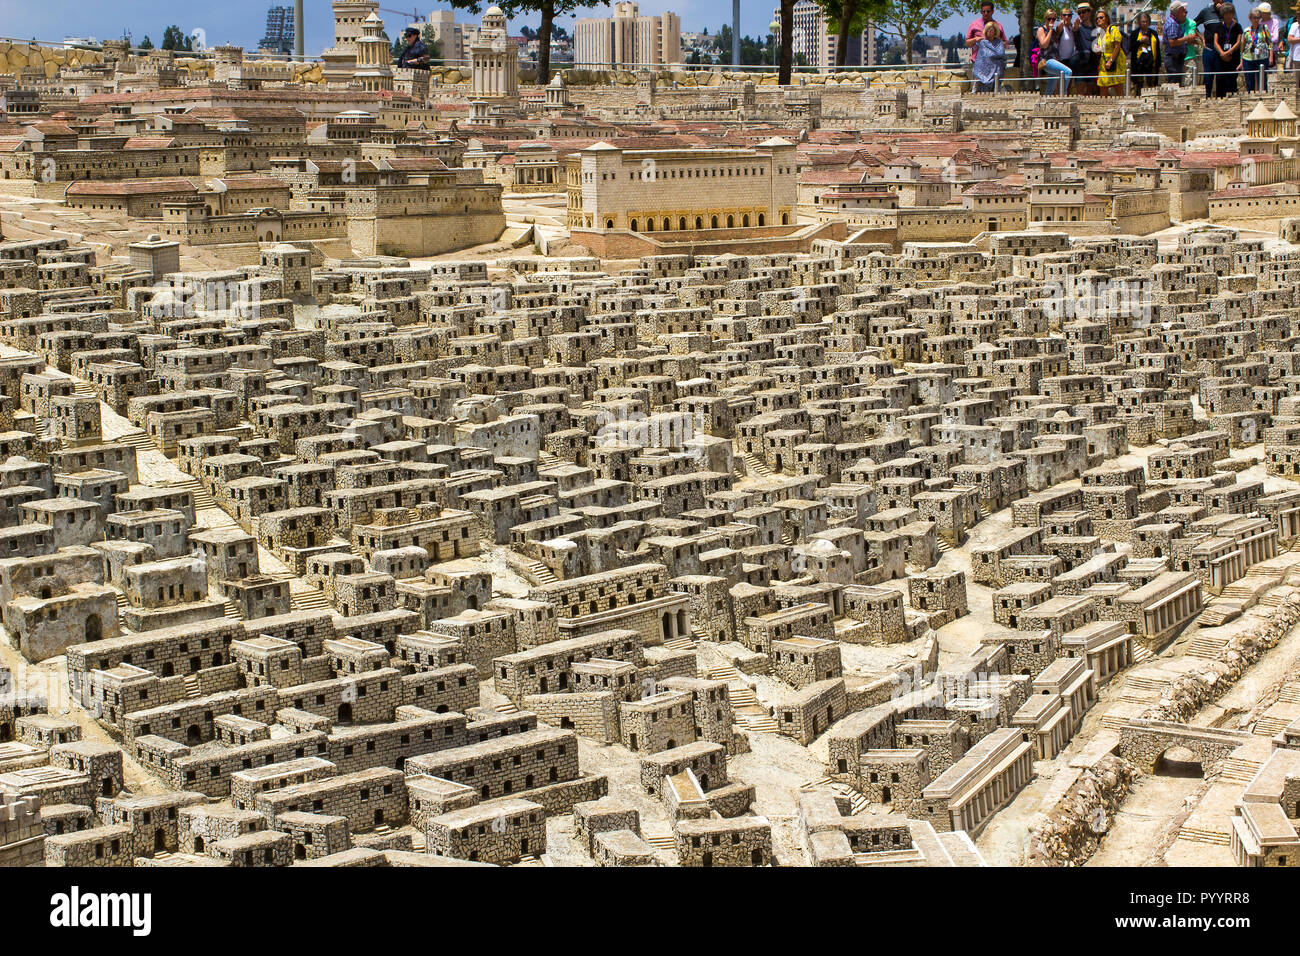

[139,35,154,50]
[860,0,971,64]
[714,24,733,56]
[447,0,596,84]
[420,25,443,64]
[161,25,192,52]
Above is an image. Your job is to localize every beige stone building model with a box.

[4,16,1300,878]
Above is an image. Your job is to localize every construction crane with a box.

[379,6,423,28]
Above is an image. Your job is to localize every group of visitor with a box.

[965,0,1300,98]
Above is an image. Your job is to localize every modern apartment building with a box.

[574,3,681,69]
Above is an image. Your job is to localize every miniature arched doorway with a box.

[85,614,102,643]
[1154,745,1203,778]
[337,702,353,724]
[185,725,202,745]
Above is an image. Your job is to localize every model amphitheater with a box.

[2,4,1300,870]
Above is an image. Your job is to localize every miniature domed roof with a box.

[486,5,504,15]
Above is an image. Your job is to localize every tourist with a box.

[1038,10,1075,93]
[1286,13,1300,70]
[1258,2,1281,80]
[973,21,1008,92]
[1096,9,1126,96]
[966,1,1004,88]
[1243,7,1273,91]
[1209,2,1244,96]
[1162,2,1199,84]
[394,26,431,69]
[1196,0,1225,95]
[1128,12,1161,91]
[1071,3,1100,95]
[1057,6,1078,85]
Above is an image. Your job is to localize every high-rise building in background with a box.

[574,2,681,69]
[790,0,878,68]
[260,4,296,55]
[423,9,473,68]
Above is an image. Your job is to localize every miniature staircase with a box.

[737,712,779,733]
[937,538,954,554]
[71,379,96,398]
[703,664,741,682]
[495,699,520,715]
[1217,756,1264,784]
[1130,643,1155,665]
[1278,686,1300,704]
[1176,823,1231,846]
[290,588,332,612]
[222,598,242,621]
[169,477,218,512]
[1124,673,1174,694]
[831,783,870,815]
[182,674,200,699]
[1186,635,1230,660]
[522,559,557,585]
[643,833,677,852]
[663,633,696,651]
[1219,583,1259,603]
[115,429,154,451]
[740,452,772,478]
[1198,602,1243,627]
[1252,714,1292,736]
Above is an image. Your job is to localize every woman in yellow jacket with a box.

[1096,8,1126,94]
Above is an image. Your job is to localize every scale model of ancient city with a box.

[1,0,1300,869]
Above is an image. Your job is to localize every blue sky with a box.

[0,0,1213,51]
[0,0,967,50]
